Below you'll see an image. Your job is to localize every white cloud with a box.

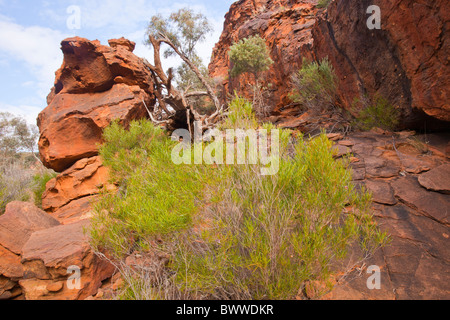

[0,15,68,99]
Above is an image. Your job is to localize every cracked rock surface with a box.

[324,131,450,300]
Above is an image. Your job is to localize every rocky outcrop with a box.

[42,156,114,214]
[209,0,319,111]
[209,0,449,129]
[0,202,60,255]
[311,0,449,128]
[320,131,450,300]
[38,37,155,172]
[20,220,115,300]
[0,202,115,300]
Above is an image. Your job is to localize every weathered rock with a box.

[391,176,450,224]
[0,246,23,279]
[210,0,450,129]
[50,195,99,225]
[108,37,136,52]
[42,156,113,213]
[38,84,152,172]
[209,0,319,112]
[418,163,450,194]
[20,220,115,300]
[0,202,60,255]
[51,37,152,96]
[38,37,155,172]
[364,180,397,205]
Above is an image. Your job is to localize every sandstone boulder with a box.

[108,37,136,52]
[38,37,155,172]
[42,156,114,213]
[0,202,60,255]
[20,220,115,300]
[418,163,450,194]
[50,195,99,225]
[38,84,152,172]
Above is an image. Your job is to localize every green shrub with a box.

[317,0,332,8]
[353,95,400,131]
[32,170,57,208]
[0,161,33,214]
[91,99,388,300]
[172,133,388,300]
[90,119,224,259]
[219,94,259,130]
[290,58,338,113]
[228,35,273,81]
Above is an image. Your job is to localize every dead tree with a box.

[142,33,224,134]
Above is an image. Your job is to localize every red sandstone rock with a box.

[418,163,450,194]
[108,37,136,52]
[0,246,23,279]
[38,84,152,172]
[50,195,100,225]
[209,0,449,129]
[42,156,114,213]
[0,202,60,255]
[20,220,115,300]
[38,37,155,172]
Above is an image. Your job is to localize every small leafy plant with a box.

[352,95,400,132]
[290,57,338,113]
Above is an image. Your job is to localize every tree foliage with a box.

[229,35,273,81]
[290,58,338,112]
[144,8,221,130]
[0,112,39,161]
[146,8,213,60]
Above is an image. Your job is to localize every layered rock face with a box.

[38,37,155,172]
[209,0,449,129]
[0,37,157,300]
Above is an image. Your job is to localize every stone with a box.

[0,246,23,279]
[20,220,115,300]
[418,163,450,194]
[38,84,152,172]
[108,37,136,52]
[364,180,397,205]
[42,156,114,213]
[50,195,99,225]
[391,176,450,224]
[0,202,60,254]
[38,36,156,172]
[332,144,352,158]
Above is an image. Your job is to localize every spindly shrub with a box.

[352,94,400,132]
[290,58,338,113]
[91,98,388,300]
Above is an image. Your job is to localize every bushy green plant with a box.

[219,94,259,130]
[290,57,338,113]
[353,95,400,131]
[90,119,224,258]
[91,99,388,300]
[228,35,273,81]
[32,170,57,208]
[172,132,387,300]
[317,0,332,8]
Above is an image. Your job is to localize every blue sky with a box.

[0,0,234,125]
